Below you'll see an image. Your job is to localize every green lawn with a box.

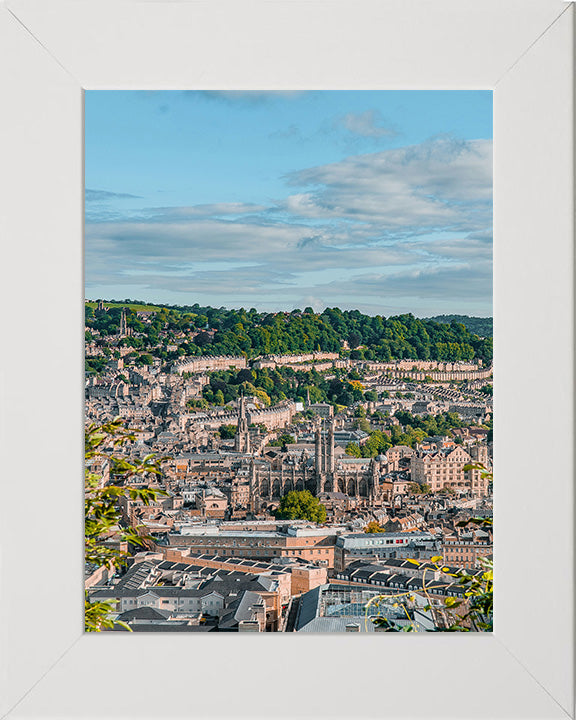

[85,301,164,312]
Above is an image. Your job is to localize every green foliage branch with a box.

[85,417,168,631]
[368,518,493,633]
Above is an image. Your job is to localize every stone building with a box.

[244,417,382,507]
[171,355,247,375]
[168,526,339,567]
[410,444,490,496]
[442,528,492,569]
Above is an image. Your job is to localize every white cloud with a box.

[145,203,268,219]
[285,137,492,234]
[339,109,396,138]
[86,136,492,315]
[85,188,142,201]
[85,215,417,285]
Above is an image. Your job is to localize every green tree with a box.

[356,418,371,434]
[235,368,255,384]
[349,331,362,349]
[253,388,271,406]
[138,353,154,366]
[359,431,389,458]
[345,442,362,457]
[364,521,385,533]
[274,490,327,523]
[268,433,296,449]
[218,424,237,439]
[186,398,209,410]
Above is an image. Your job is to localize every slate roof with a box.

[112,623,215,632]
[294,585,325,631]
[116,607,170,621]
[198,575,276,595]
[218,590,263,629]
[297,616,375,633]
[113,561,159,591]
[90,586,223,600]
[350,568,379,581]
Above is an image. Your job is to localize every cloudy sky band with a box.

[85,90,492,316]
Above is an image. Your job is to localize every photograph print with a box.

[84,90,493,633]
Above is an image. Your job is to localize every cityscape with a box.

[85,91,493,633]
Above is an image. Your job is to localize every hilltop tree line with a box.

[425,315,492,339]
[85,303,493,363]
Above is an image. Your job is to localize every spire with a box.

[235,394,250,453]
[119,307,128,337]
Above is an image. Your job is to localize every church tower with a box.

[248,460,258,515]
[469,443,489,467]
[119,307,128,337]
[315,418,324,494]
[315,418,336,494]
[324,418,336,492]
[315,419,323,474]
[327,419,335,474]
[235,395,251,453]
[368,457,379,501]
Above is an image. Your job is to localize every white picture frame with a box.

[0,1,573,718]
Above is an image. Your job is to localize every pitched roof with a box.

[116,607,170,621]
[112,623,215,632]
[294,585,325,631]
[218,590,263,628]
[297,616,375,633]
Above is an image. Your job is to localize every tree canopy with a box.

[218,424,237,439]
[424,315,493,339]
[364,521,385,533]
[86,302,493,363]
[274,490,327,523]
[268,433,296,449]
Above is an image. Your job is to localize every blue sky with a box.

[85,90,492,316]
